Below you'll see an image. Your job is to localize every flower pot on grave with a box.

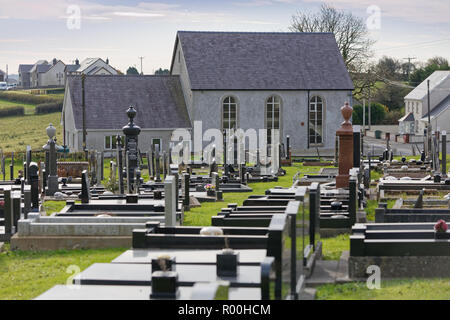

[435,231,450,240]
[217,249,239,277]
[151,257,176,272]
[195,185,205,192]
[150,271,179,299]
[207,190,216,197]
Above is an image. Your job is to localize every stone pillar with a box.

[336,102,354,189]
[122,106,141,193]
[442,131,447,177]
[164,175,176,227]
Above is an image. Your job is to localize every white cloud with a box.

[112,11,165,18]
[302,0,450,25]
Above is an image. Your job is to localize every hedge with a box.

[0,106,25,118]
[0,91,60,105]
[35,102,63,114]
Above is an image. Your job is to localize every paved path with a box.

[301,251,351,300]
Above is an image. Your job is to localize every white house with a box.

[41,59,66,87]
[62,31,354,155]
[400,71,450,135]
[65,58,118,76]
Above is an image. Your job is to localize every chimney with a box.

[53,58,57,66]
[75,58,79,66]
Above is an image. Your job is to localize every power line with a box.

[377,37,450,53]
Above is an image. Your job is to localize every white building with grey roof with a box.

[63,31,354,155]
[400,70,450,135]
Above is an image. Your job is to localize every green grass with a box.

[43,201,68,216]
[0,112,62,152]
[320,234,349,260]
[0,245,126,300]
[316,278,450,300]
[183,163,331,226]
[0,99,36,115]
[365,199,396,221]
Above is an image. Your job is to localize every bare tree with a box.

[289,4,375,75]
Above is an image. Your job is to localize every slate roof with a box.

[399,112,414,122]
[18,64,33,73]
[172,31,354,91]
[405,71,450,100]
[422,94,450,120]
[66,75,191,130]
[65,64,80,73]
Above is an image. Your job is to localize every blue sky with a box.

[1,0,449,74]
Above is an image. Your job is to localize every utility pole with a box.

[427,79,432,160]
[138,56,144,75]
[82,73,87,161]
[403,57,416,80]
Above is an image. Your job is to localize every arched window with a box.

[266,96,281,145]
[309,96,324,145]
[222,96,237,131]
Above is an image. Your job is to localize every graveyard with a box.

[0,101,449,301]
[2,1,450,304]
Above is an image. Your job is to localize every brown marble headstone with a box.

[336,102,353,188]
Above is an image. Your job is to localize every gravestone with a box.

[116,135,124,194]
[1,153,5,181]
[155,144,161,182]
[353,126,361,168]
[286,135,290,160]
[211,172,220,193]
[442,131,447,177]
[10,151,14,180]
[11,191,21,233]
[23,185,31,218]
[3,186,12,234]
[147,150,153,178]
[122,106,141,193]
[163,152,168,180]
[164,176,177,227]
[414,189,424,208]
[336,102,354,188]
[45,124,59,196]
[80,170,91,203]
[26,145,32,184]
[182,173,190,210]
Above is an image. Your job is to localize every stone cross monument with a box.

[44,123,59,196]
[336,102,354,188]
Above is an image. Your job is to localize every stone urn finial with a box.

[46,123,56,139]
[341,102,352,125]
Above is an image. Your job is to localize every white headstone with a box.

[164,175,177,227]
